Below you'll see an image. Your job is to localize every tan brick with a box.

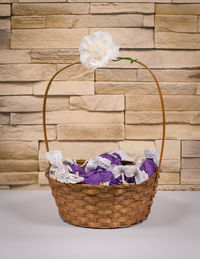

[0,96,68,112]
[182,158,200,169]
[191,112,200,124]
[57,124,124,141]
[143,15,154,27]
[12,16,45,29]
[70,0,169,3]
[0,141,38,160]
[125,111,193,124]
[11,29,89,49]
[45,15,89,28]
[70,95,124,111]
[11,184,50,190]
[0,30,10,49]
[39,160,48,172]
[39,140,120,160]
[91,3,155,14]
[0,125,56,141]
[12,3,89,15]
[0,4,10,16]
[155,15,197,33]
[127,124,200,140]
[0,185,10,190]
[172,0,200,2]
[31,49,79,64]
[119,140,155,159]
[0,50,31,63]
[90,28,154,49]
[0,18,10,29]
[0,82,33,95]
[181,169,200,184]
[126,95,200,111]
[96,69,137,82]
[0,113,9,124]
[38,172,48,185]
[107,50,200,69]
[156,4,200,15]
[0,172,38,185]
[11,111,124,125]
[155,140,180,160]
[155,32,200,49]
[161,160,180,172]
[0,64,57,81]
[182,141,200,157]
[158,173,179,184]
[198,17,200,32]
[157,184,200,191]
[34,81,94,96]
[0,160,38,172]
[95,82,198,95]
[56,64,94,81]
[19,0,66,2]
[138,69,200,82]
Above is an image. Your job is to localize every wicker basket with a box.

[43,58,165,229]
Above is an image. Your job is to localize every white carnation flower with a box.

[79,31,120,69]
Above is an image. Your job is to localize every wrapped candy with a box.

[112,150,135,162]
[140,159,157,178]
[144,148,159,166]
[45,150,84,184]
[85,156,111,173]
[83,170,114,185]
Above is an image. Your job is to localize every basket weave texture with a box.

[43,58,165,228]
[46,172,158,228]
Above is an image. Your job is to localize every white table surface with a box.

[0,190,200,259]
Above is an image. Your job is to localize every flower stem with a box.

[112,57,138,64]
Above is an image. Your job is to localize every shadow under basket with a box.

[43,58,165,229]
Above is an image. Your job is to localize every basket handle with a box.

[43,58,165,177]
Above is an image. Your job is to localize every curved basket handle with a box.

[43,59,165,178]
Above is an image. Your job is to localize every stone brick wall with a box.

[0,0,200,190]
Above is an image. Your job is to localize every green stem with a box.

[112,57,138,64]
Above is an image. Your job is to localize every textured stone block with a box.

[56,64,94,81]
[57,124,124,140]
[0,141,38,160]
[0,82,33,95]
[191,112,200,124]
[158,173,179,184]
[155,32,200,49]
[182,141,200,157]
[155,140,180,160]
[95,82,198,95]
[39,172,48,185]
[34,81,94,96]
[11,111,124,125]
[0,185,10,190]
[11,184,50,190]
[12,16,45,29]
[0,4,10,16]
[126,125,163,140]
[11,29,89,49]
[0,160,38,172]
[156,4,200,15]
[19,0,66,2]
[31,49,79,64]
[126,95,200,111]
[0,50,31,63]
[138,69,200,82]
[0,96,68,112]
[198,16,200,32]
[155,15,197,32]
[90,28,154,49]
[143,15,154,27]
[70,0,170,2]
[0,125,56,140]
[39,141,120,160]
[91,3,154,14]
[119,140,155,159]
[0,64,56,81]
[107,50,200,69]
[125,111,193,124]
[161,160,180,172]
[182,158,200,169]
[0,30,10,49]
[70,95,124,111]
[0,172,38,185]
[181,169,200,184]
[0,18,10,29]
[96,69,137,82]
[157,185,200,191]
[0,113,9,124]
[12,3,89,15]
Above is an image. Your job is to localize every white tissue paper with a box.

[144,148,160,166]
[85,156,111,173]
[45,150,84,184]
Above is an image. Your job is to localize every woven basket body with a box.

[43,58,165,229]
[46,172,158,228]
